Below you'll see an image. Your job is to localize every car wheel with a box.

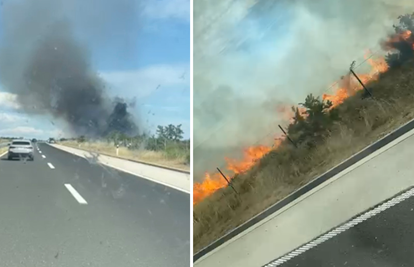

[7,156,12,160]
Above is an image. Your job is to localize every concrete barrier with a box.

[194,118,414,267]
[48,143,190,194]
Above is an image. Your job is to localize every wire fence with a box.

[193,47,390,194]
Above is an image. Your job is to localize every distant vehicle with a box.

[48,138,55,144]
[31,138,37,143]
[8,139,34,161]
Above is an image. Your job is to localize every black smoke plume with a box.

[0,0,140,138]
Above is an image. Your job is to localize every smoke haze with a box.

[0,0,141,137]
[194,0,414,180]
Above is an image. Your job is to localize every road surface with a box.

[0,142,190,267]
[268,187,414,267]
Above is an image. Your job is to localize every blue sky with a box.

[0,0,190,140]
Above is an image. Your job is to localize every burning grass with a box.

[193,15,414,252]
[59,140,190,171]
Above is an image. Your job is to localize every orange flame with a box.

[322,51,389,107]
[193,173,228,204]
[402,30,412,41]
[193,138,283,205]
[383,30,414,50]
[193,30,414,205]
[226,145,272,174]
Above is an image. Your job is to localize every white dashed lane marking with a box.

[47,163,55,169]
[42,155,46,159]
[64,184,87,204]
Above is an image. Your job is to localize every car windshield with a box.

[0,0,191,266]
[12,141,31,146]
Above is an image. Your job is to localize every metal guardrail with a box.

[194,117,414,263]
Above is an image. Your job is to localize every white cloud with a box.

[100,63,189,99]
[49,129,67,138]
[0,92,21,110]
[142,0,190,21]
[0,126,44,136]
[0,112,26,123]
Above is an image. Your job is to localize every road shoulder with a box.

[47,143,190,194]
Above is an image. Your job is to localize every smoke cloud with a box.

[0,0,142,137]
[194,0,414,180]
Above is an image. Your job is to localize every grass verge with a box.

[59,140,190,172]
[0,147,8,155]
[194,62,414,252]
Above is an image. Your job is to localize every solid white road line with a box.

[42,155,46,159]
[64,184,88,204]
[47,163,55,169]
[0,151,7,157]
[265,187,414,266]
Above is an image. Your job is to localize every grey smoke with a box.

[0,0,142,137]
[194,0,414,181]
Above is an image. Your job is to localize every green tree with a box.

[106,130,121,145]
[78,135,86,143]
[145,134,160,151]
[156,125,168,150]
[300,94,333,134]
[288,94,337,147]
[395,13,414,33]
[165,124,184,141]
[385,13,414,68]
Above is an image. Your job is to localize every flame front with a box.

[193,139,282,205]
[193,173,228,204]
[226,145,273,174]
[322,50,389,107]
[193,30,414,205]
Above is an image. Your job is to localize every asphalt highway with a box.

[0,142,190,267]
[270,188,414,267]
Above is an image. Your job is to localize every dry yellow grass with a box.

[59,140,190,172]
[194,62,414,252]
[0,147,8,155]
[0,139,10,155]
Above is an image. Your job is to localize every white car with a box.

[8,139,34,161]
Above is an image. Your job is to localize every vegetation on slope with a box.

[194,13,414,252]
[61,124,191,170]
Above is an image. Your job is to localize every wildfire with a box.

[193,29,414,205]
[193,173,228,204]
[193,138,283,205]
[322,50,389,108]
[226,145,273,174]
